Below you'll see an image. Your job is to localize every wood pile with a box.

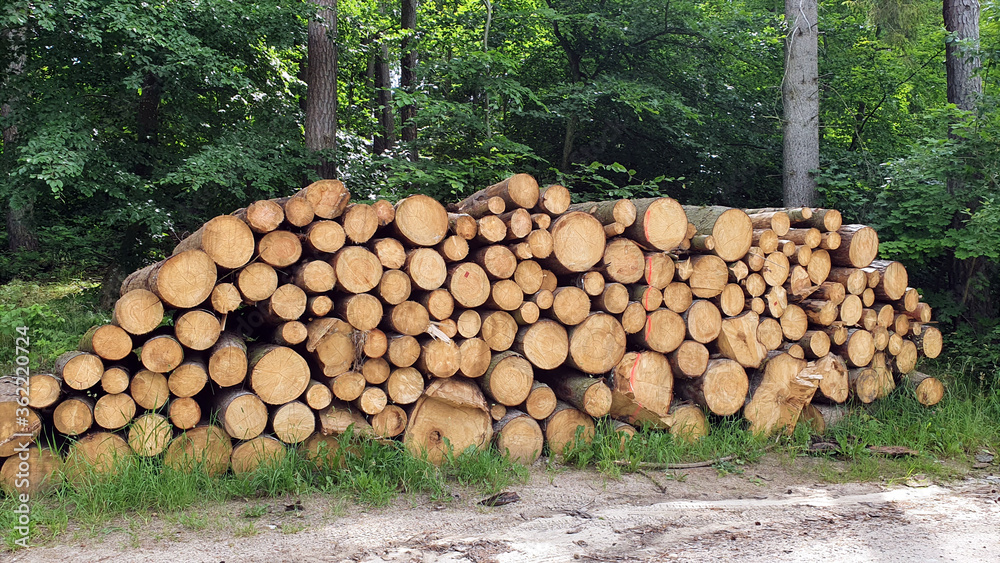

[0,174,946,492]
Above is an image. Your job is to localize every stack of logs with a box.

[0,173,946,492]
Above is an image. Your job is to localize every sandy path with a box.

[10,459,1000,562]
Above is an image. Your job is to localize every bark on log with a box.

[542,401,595,456]
[122,250,217,309]
[172,215,255,269]
[493,409,544,464]
[78,324,133,362]
[828,225,879,268]
[56,350,104,391]
[683,205,753,261]
[545,371,612,417]
[451,174,540,215]
[673,358,748,416]
[208,331,248,387]
[480,351,534,406]
[744,353,817,436]
[215,388,268,440]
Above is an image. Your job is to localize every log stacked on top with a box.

[0,174,946,492]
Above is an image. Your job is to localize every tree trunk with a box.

[306,0,338,178]
[783,0,819,207]
[400,0,418,157]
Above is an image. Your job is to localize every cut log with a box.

[799,330,832,359]
[744,353,817,436]
[642,252,675,289]
[599,238,645,284]
[342,203,379,244]
[271,401,316,444]
[303,220,346,254]
[893,339,919,375]
[257,230,303,268]
[526,229,554,259]
[684,300,722,344]
[361,357,391,385]
[302,179,351,219]
[237,262,279,303]
[741,272,766,297]
[687,254,728,299]
[837,293,863,325]
[620,198,687,251]
[798,403,848,435]
[542,371,610,418]
[406,248,448,291]
[543,212,606,274]
[168,397,202,430]
[372,199,395,226]
[112,289,164,336]
[131,369,169,410]
[480,351,534,406]
[493,409,544,464]
[301,432,344,468]
[53,396,94,436]
[782,227,822,249]
[755,317,782,351]
[715,311,767,368]
[535,184,571,215]
[122,250,217,309]
[384,301,430,336]
[336,293,383,331]
[173,309,221,351]
[522,381,558,421]
[683,206,753,261]
[173,215,255,269]
[913,326,943,358]
[446,262,491,309]
[386,367,425,404]
[486,279,524,311]
[546,286,591,326]
[806,248,831,285]
[480,310,518,352]
[748,211,792,236]
[370,238,407,270]
[372,404,408,438]
[140,334,184,373]
[392,194,450,246]
[810,353,849,403]
[618,301,647,334]
[567,199,637,227]
[566,313,627,374]
[273,320,309,346]
[234,200,284,234]
[231,435,287,474]
[387,334,421,368]
[404,377,492,464]
[437,234,470,262]
[362,328,388,358]
[330,371,366,401]
[753,229,779,254]
[511,319,569,370]
[542,401,595,456]
[476,215,507,244]
[572,271,606,297]
[595,282,631,314]
[765,285,788,318]
[849,367,879,404]
[415,338,462,378]
[302,379,334,410]
[667,340,710,379]
[215,388,268,440]
[609,350,673,418]
[128,413,172,457]
[761,252,790,287]
[630,307,686,354]
[674,358,748,416]
[715,283,745,317]
[291,260,337,294]
[0,446,61,495]
[165,359,207,399]
[800,299,838,326]
[778,303,808,341]
[276,193,315,228]
[65,431,132,479]
[473,244,517,280]
[27,373,62,409]
[832,329,875,368]
[208,331,248,387]
[829,225,879,268]
[317,401,374,436]
[332,246,383,294]
[869,259,908,301]
[907,371,945,406]
[56,350,104,391]
[500,208,533,240]
[456,310,482,339]
[448,213,478,240]
[249,345,310,404]
[378,268,412,305]
[78,324,133,362]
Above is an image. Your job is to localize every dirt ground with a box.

[10,455,1000,562]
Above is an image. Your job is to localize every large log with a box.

[510,319,569,370]
[744,352,818,436]
[64,431,132,479]
[809,353,849,403]
[451,174,540,216]
[404,377,492,465]
[673,358,748,416]
[566,313,627,374]
[173,310,221,351]
[609,351,673,419]
[391,194,450,247]
[131,369,169,410]
[168,397,202,430]
[215,388,268,440]
[52,396,93,436]
[542,401,595,456]
[112,289,164,336]
[237,262,278,303]
[233,199,284,234]
[683,205,753,261]
[415,338,462,378]
[828,225,879,268]
[78,324,133,362]
[331,246,383,294]
[122,250,217,309]
[208,331,248,388]
[906,371,945,406]
[258,230,302,268]
[342,203,379,244]
[480,351,534,406]
[378,269,412,305]
[542,212,606,274]
[271,401,316,444]
[249,344,311,405]
[624,198,688,251]
[687,255,728,299]
[231,435,287,475]
[0,446,61,495]
[684,300,722,344]
[172,215,255,269]
[715,311,767,369]
[301,179,351,219]
[630,308,686,354]
[386,367,425,404]
[128,413,173,457]
[303,220,346,254]
[493,409,544,464]
[55,350,103,391]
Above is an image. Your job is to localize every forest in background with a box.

[1,0,998,382]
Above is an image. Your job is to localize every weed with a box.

[241,504,269,519]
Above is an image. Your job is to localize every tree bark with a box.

[783,0,819,207]
[306,0,339,178]
[400,0,418,157]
